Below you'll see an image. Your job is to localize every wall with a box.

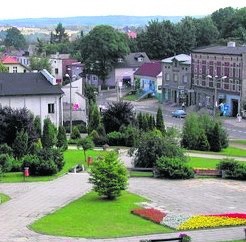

[0,94,62,129]
[5,64,29,73]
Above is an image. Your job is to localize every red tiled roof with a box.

[134,62,162,77]
[1,56,19,64]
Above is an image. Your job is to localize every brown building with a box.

[192,42,246,117]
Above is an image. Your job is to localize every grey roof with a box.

[192,46,246,55]
[0,72,63,97]
[115,52,150,68]
[162,54,191,65]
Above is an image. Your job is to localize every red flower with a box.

[132,208,166,223]
[209,213,246,219]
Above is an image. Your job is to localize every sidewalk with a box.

[223,117,246,129]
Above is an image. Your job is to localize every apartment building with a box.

[192,42,246,116]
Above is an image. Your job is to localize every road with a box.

[96,90,246,139]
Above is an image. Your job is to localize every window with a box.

[173,74,178,82]
[48,104,55,113]
[182,75,188,83]
[137,57,143,62]
[55,68,59,74]
[13,67,17,73]
[117,58,123,63]
[166,73,170,81]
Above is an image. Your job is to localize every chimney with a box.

[227,41,236,47]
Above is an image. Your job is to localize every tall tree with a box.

[156,107,165,134]
[194,17,219,47]
[176,17,197,53]
[79,25,130,85]
[56,126,68,151]
[4,27,26,49]
[137,20,177,59]
[50,23,69,43]
[41,118,57,148]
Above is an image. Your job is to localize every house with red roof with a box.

[1,56,30,73]
[134,61,162,101]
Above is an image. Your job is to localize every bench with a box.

[140,238,183,242]
[69,164,84,173]
[194,168,220,177]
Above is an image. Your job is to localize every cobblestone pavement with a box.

[1,172,246,241]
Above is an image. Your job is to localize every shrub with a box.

[106,131,125,146]
[77,137,94,163]
[217,158,246,180]
[133,130,185,168]
[41,118,57,148]
[21,154,41,175]
[12,129,29,158]
[89,130,108,146]
[155,156,194,179]
[35,159,58,176]
[0,143,13,156]
[56,126,68,151]
[10,158,22,172]
[89,151,128,199]
[36,148,64,172]
[0,154,13,173]
[70,126,81,140]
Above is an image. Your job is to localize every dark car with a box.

[172,109,187,118]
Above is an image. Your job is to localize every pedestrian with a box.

[182,102,185,110]
[237,113,242,122]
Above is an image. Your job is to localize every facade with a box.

[0,70,63,129]
[134,62,162,101]
[192,42,246,116]
[49,53,80,84]
[97,52,150,89]
[162,54,192,105]
[1,56,30,73]
[61,78,87,125]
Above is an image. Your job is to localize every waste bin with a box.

[24,167,29,177]
[87,157,93,166]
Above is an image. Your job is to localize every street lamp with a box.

[207,75,227,117]
[65,73,73,135]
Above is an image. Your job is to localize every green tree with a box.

[88,103,101,134]
[70,126,81,140]
[194,17,219,47]
[4,27,26,49]
[50,23,69,43]
[77,136,94,163]
[137,20,177,59]
[133,130,184,168]
[56,126,68,151]
[102,101,134,133]
[79,25,130,85]
[176,17,196,53]
[0,154,12,175]
[12,129,28,159]
[41,118,57,148]
[197,130,210,151]
[156,107,165,134]
[0,63,8,72]
[89,151,128,200]
[34,116,42,138]
[209,123,222,152]
[30,56,51,73]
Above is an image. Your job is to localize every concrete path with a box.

[186,152,246,161]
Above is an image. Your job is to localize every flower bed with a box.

[131,208,166,223]
[132,207,246,230]
[178,215,246,230]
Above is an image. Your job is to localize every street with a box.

[96,89,246,139]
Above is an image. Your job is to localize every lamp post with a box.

[207,75,227,117]
[65,73,73,135]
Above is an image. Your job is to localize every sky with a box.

[0,0,245,20]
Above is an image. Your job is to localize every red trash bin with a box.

[24,167,29,177]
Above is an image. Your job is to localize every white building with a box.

[62,78,87,125]
[0,70,63,129]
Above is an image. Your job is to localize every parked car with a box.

[172,109,187,118]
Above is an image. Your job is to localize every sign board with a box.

[178,86,185,90]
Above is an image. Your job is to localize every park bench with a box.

[140,238,183,242]
[194,168,220,177]
[68,164,84,173]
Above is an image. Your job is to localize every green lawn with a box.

[122,94,138,101]
[0,193,10,204]
[0,149,103,183]
[129,171,154,177]
[188,146,246,157]
[230,139,246,145]
[31,191,172,238]
[187,157,221,169]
